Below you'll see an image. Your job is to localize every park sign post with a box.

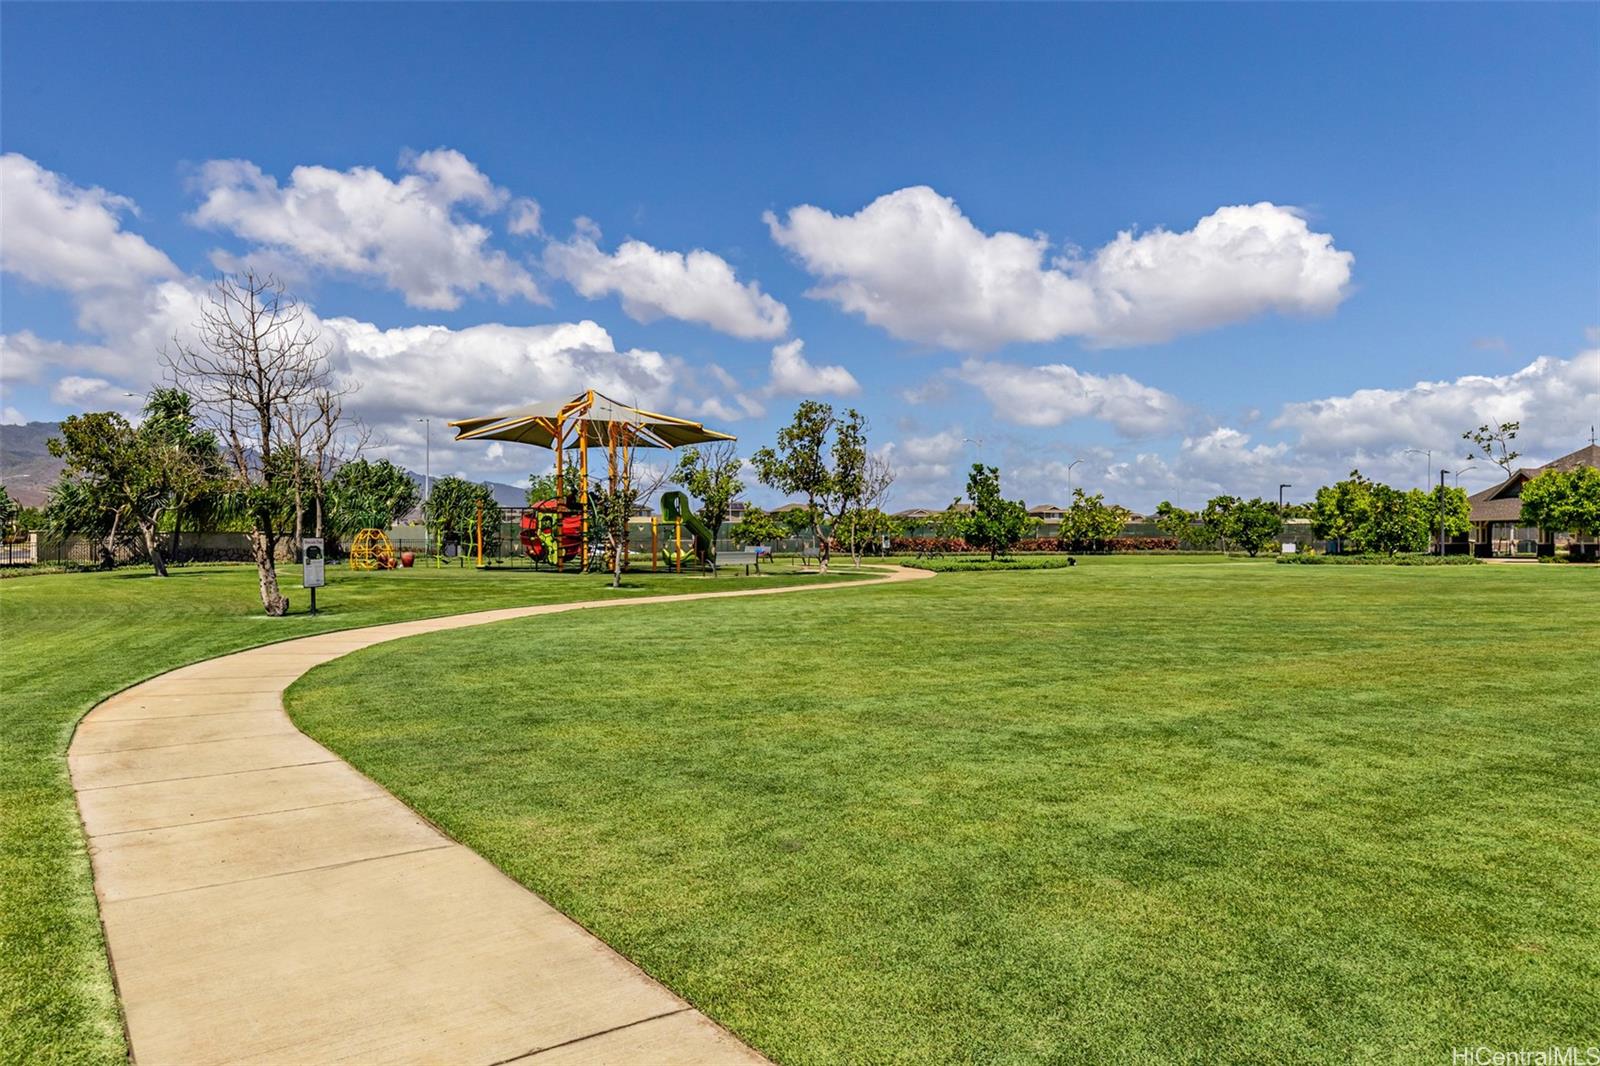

[302,538,325,614]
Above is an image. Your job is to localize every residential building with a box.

[1466,443,1599,556]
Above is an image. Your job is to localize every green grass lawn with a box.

[285,560,1600,1064]
[0,560,858,1065]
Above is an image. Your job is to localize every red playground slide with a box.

[520,498,585,566]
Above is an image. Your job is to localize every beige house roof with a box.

[1468,444,1599,523]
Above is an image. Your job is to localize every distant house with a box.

[1466,444,1599,556]
[893,507,942,520]
[1028,503,1067,521]
[772,502,810,515]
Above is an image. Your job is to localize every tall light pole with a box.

[417,417,431,557]
[962,437,985,464]
[1404,447,1431,489]
[1278,483,1292,510]
[1453,465,1475,488]
[1067,458,1083,498]
[1437,468,1448,557]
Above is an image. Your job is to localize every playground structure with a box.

[655,491,716,569]
[451,390,735,573]
[349,527,397,570]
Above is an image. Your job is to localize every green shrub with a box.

[1276,553,1479,566]
[904,556,1079,573]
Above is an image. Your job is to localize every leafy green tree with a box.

[327,459,420,538]
[527,461,582,507]
[962,463,1034,559]
[14,505,45,535]
[1152,501,1204,548]
[1368,484,1430,555]
[752,401,872,572]
[1521,466,1600,538]
[840,506,902,557]
[728,506,787,571]
[1462,421,1521,476]
[1424,483,1472,547]
[138,388,225,561]
[45,397,218,576]
[729,506,785,547]
[932,502,969,546]
[1061,488,1128,551]
[1200,495,1240,552]
[1221,498,1282,557]
[1312,472,1376,553]
[423,476,498,555]
[670,442,744,544]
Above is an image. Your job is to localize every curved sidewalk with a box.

[71,566,932,1065]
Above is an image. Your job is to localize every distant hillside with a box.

[403,470,528,510]
[0,422,64,506]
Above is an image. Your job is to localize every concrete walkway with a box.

[71,566,930,1065]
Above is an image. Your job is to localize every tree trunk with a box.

[138,518,169,577]
[251,531,289,615]
[100,510,122,569]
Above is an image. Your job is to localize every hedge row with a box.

[888,536,1181,554]
[1276,553,1480,566]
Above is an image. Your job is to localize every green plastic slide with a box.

[658,491,716,564]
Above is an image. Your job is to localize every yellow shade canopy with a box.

[449,390,735,451]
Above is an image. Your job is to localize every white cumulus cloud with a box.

[765,338,860,397]
[1,153,180,293]
[544,229,789,340]
[1272,350,1600,468]
[766,186,1353,350]
[954,358,1183,436]
[189,149,542,310]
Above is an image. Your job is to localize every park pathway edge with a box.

[70,565,933,1065]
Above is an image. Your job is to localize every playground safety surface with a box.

[69,566,931,1065]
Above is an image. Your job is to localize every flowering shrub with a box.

[889,536,969,553]
[1011,536,1181,552]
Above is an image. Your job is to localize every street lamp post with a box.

[418,417,431,556]
[1453,465,1476,488]
[1278,483,1292,510]
[1067,458,1083,498]
[1437,469,1448,557]
[1404,447,1432,489]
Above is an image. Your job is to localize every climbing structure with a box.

[349,527,396,571]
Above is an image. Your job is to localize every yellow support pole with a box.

[651,516,658,571]
[675,518,682,573]
[476,500,484,567]
[578,419,589,571]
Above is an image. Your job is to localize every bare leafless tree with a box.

[848,453,897,568]
[164,272,347,616]
[286,383,366,543]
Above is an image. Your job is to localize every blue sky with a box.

[3,3,1596,509]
